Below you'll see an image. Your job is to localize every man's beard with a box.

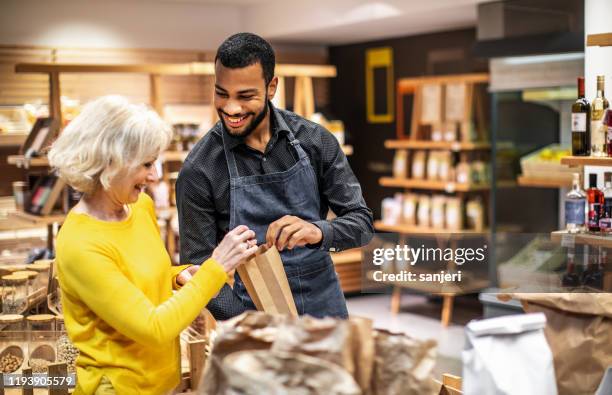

[220,98,269,138]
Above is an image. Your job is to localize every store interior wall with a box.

[328,28,488,219]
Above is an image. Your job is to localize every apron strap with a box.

[221,129,240,179]
[286,129,308,161]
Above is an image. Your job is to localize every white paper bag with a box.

[462,313,557,395]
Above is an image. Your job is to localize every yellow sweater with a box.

[55,193,227,394]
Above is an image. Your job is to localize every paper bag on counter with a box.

[350,317,375,394]
[272,316,355,376]
[200,350,361,395]
[371,329,438,395]
[237,245,298,316]
[462,313,557,395]
[515,293,612,395]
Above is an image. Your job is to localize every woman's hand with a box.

[212,225,258,273]
[176,265,199,286]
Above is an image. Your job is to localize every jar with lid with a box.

[26,314,56,373]
[29,261,51,293]
[2,274,28,314]
[0,314,26,373]
[13,270,37,298]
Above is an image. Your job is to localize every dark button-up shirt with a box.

[176,103,373,266]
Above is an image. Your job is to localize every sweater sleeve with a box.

[57,247,227,347]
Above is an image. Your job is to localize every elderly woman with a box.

[48,95,257,395]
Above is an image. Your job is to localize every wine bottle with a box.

[571,77,590,156]
[591,75,610,157]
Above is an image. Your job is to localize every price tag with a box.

[561,233,575,249]
[445,183,456,193]
[451,142,461,152]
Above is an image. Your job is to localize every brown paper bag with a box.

[371,329,438,395]
[237,245,298,316]
[271,316,355,377]
[350,317,375,394]
[200,350,361,395]
[515,293,612,395]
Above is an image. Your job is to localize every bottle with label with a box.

[587,173,603,232]
[565,173,586,233]
[600,173,612,232]
[582,247,604,289]
[572,77,590,156]
[605,109,612,156]
[591,75,610,157]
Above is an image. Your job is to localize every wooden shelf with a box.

[551,230,612,249]
[374,221,488,235]
[517,175,572,188]
[560,156,612,167]
[587,33,612,47]
[0,134,27,147]
[10,210,65,225]
[384,140,490,151]
[330,248,362,265]
[7,155,49,168]
[379,177,489,192]
[15,62,337,78]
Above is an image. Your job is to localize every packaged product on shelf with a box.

[445,198,463,231]
[515,293,612,395]
[443,122,458,142]
[431,196,446,229]
[382,194,402,225]
[455,162,471,184]
[466,198,485,231]
[411,151,427,179]
[426,151,440,180]
[417,195,431,228]
[471,161,488,184]
[392,150,408,179]
[401,193,418,225]
[462,313,557,395]
[0,314,26,374]
[437,151,452,181]
[370,329,437,395]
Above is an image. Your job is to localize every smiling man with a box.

[176,32,373,320]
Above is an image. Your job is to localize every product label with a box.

[589,203,601,228]
[605,197,612,217]
[572,113,587,132]
[566,199,585,226]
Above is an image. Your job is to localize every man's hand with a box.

[176,265,200,286]
[266,215,323,251]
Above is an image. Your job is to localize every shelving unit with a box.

[374,221,488,235]
[551,230,612,249]
[376,73,492,326]
[561,156,612,167]
[385,140,490,151]
[379,177,489,192]
[517,175,572,188]
[330,248,363,293]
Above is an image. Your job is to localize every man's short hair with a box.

[215,32,275,85]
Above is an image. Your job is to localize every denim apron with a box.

[219,128,348,319]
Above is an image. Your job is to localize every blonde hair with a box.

[48,95,172,194]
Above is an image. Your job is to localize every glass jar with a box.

[13,270,37,298]
[2,274,28,314]
[29,261,51,293]
[0,314,26,374]
[26,314,56,373]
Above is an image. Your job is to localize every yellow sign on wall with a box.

[366,47,394,123]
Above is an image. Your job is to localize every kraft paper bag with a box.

[515,293,612,395]
[219,350,362,395]
[237,245,298,316]
[462,312,557,395]
[371,329,438,395]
